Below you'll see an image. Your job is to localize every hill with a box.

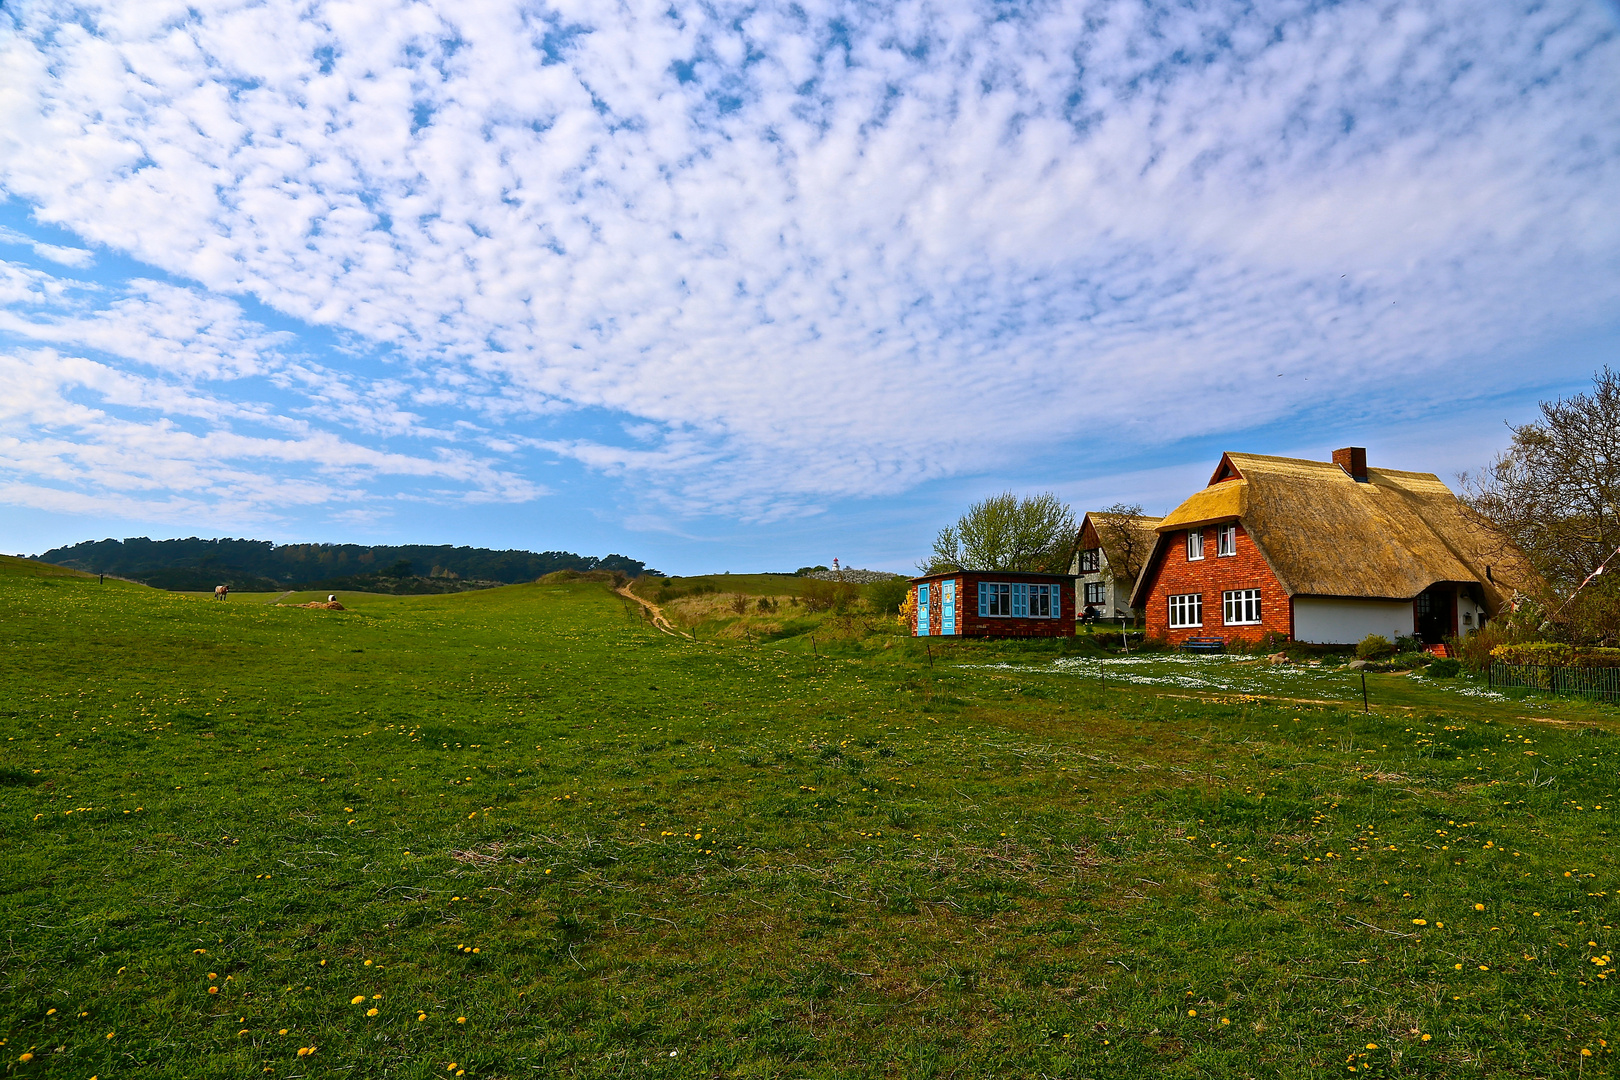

[38,536,649,592]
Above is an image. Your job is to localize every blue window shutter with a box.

[1013,583,1028,617]
[978,582,988,617]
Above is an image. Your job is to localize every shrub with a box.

[730,593,750,615]
[1356,634,1396,660]
[1490,643,1620,668]
[1395,635,1422,653]
[1391,651,1433,669]
[1427,657,1462,678]
[863,576,911,616]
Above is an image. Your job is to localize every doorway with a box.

[1415,586,1453,644]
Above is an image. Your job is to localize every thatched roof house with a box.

[1072,511,1162,619]
[1130,448,1534,646]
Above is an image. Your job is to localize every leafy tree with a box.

[1465,366,1620,645]
[922,492,1076,574]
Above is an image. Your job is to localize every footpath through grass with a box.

[2,555,1619,1078]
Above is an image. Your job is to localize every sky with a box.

[1,0,1617,575]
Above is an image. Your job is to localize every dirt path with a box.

[267,591,294,604]
[616,584,689,638]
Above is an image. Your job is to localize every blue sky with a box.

[1,0,1617,575]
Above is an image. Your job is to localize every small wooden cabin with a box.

[909,571,1075,638]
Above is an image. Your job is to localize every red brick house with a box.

[1130,448,1533,647]
[909,571,1075,638]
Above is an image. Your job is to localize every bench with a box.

[1180,637,1225,654]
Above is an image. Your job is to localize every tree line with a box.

[39,537,648,592]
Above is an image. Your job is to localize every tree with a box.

[922,492,1076,574]
[1089,502,1151,587]
[1464,366,1620,644]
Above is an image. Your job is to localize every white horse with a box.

[215,584,229,600]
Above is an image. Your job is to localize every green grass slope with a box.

[1,557,1618,1077]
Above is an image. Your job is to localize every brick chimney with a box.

[1333,446,1368,482]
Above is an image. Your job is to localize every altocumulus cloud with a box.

[0,0,1617,527]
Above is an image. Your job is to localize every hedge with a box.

[1490,643,1620,668]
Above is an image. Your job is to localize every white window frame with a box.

[1216,524,1237,557]
[1222,588,1262,626]
[1186,530,1204,561]
[1077,548,1101,573]
[1168,593,1203,628]
[1083,581,1106,605]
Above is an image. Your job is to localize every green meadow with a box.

[3,555,1619,1078]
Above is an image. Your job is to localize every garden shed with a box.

[909,571,1075,638]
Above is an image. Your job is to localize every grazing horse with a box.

[215,584,229,600]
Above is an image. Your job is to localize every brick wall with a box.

[1139,523,1291,647]
[910,573,1074,638]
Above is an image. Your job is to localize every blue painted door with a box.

[941,579,956,634]
[916,583,930,636]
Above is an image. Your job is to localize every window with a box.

[1084,581,1106,605]
[979,582,1059,618]
[1168,593,1202,628]
[1217,524,1237,557]
[1078,548,1101,573]
[1186,530,1204,560]
[1223,588,1262,625]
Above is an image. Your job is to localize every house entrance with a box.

[1415,586,1453,644]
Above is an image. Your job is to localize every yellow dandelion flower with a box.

[1220,1018,1230,1025]
[1421,1034,1432,1042]
[456,1016,466,1024]
[1412,919,1427,926]
[19,1053,33,1062]
[106,1032,115,1040]
[208,986,220,994]
[1187,1009,1196,1017]
[351,995,367,1005]
[1582,1049,1593,1057]
[46,1009,55,1016]
[279,1029,289,1035]
[1367,1043,1378,1050]
[366,1008,379,1017]
[1475,903,1485,911]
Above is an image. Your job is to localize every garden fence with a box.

[1489,663,1620,703]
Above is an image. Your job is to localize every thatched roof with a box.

[1130,452,1535,611]
[1080,511,1162,579]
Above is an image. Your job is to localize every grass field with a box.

[2,555,1619,1078]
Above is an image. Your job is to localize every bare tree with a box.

[1090,502,1151,587]
[1464,366,1620,644]
[922,492,1076,574]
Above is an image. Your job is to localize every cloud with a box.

[0,0,1617,527]
[0,224,94,267]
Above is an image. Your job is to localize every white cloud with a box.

[0,0,1616,524]
[0,225,94,267]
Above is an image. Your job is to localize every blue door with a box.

[941,579,956,635]
[916,583,930,636]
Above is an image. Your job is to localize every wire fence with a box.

[1489,663,1620,703]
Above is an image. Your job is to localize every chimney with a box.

[1333,447,1368,482]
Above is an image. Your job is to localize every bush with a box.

[1490,643,1620,668]
[1427,657,1462,678]
[863,576,911,615]
[1395,635,1422,653]
[1356,634,1396,660]
[1391,651,1433,669]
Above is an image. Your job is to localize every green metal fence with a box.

[1489,663,1620,702]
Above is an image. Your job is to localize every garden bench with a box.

[1180,637,1225,654]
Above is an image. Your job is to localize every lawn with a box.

[2,554,1618,1078]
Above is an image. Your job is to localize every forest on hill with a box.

[39,537,648,592]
